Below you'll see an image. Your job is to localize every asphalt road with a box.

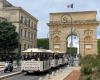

[5,73,45,80]
[3,65,69,80]
[4,67,65,80]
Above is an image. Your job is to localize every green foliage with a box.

[81,65,92,75]
[80,55,97,68]
[83,75,92,80]
[80,55,100,80]
[67,47,77,56]
[97,63,100,72]
[98,39,100,55]
[0,21,19,56]
[80,55,97,76]
[37,38,49,49]
[95,55,100,72]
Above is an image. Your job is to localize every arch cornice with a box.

[47,20,99,26]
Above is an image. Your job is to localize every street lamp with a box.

[61,14,73,66]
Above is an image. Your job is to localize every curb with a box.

[0,71,22,80]
[63,71,73,80]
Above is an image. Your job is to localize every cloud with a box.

[7,0,100,38]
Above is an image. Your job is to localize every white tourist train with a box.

[21,48,68,73]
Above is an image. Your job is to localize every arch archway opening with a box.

[66,34,79,57]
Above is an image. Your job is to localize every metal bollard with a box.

[52,72,55,76]
[46,74,51,79]
[39,77,42,80]
[59,68,62,72]
[56,70,59,73]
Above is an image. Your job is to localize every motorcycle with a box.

[4,61,13,73]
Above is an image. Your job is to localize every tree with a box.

[37,38,49,49]
[0,21,19,57]
[67,47,77,56]
[98,39,100,55]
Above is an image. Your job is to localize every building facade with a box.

[48,11,99,56]
[0,0,38,53]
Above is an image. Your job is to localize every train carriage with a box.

[21,48,51,73]
[47,50,59,68]
[21,48,68,73]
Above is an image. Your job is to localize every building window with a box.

[31,45,32,48]
[28,32,30,39]
[34,23,37,31]
[25,30,27,38]
[24,44,26,50]
[28,44,30,48]
[34,33,36,40]
[31,33,33,40]
[26,18,29,26]
[24,18,30,27]
[23,17,25,24]
[24,17,27,26]
[25,18,27,25]
[28,19,30,27]
[31,22,32,28]
[33,33,36,40]
[20,16,23,23]
[20,29,23,36]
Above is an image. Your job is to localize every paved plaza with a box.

[0,66,80,80]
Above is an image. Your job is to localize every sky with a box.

[68,36,79,53]
[7,0,100,39]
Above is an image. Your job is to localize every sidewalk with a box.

[0,68,4,71]
[0,71,21,80]
[64,70,80,80]
[42,67,80,80]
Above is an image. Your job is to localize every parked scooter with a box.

[4,61,13,73]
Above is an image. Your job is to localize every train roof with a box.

[22,48,66,54]
[22,48,46,53]
[46,50,54,53]
[54,51,66,54]
[22,48,55,53]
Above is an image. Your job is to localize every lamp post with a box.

[61,14,73,66]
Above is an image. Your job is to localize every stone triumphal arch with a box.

[47,11,99,56]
